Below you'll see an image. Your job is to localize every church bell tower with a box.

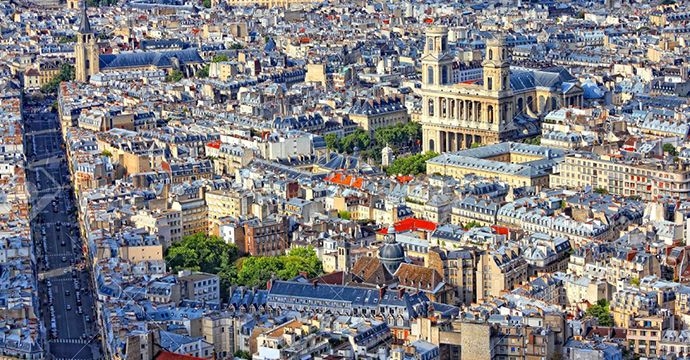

[75,1,100,82]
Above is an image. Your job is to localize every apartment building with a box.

[348,95,409,133]
[551,153,690,201]
[131,208,182,248]
[171,197,208,237]
[476,246,528,301]
[627,315,672,358]
[242,216,289,256]
[178,271,221,304]
[205,189,253,236]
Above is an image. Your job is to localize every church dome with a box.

[378,225,405,275]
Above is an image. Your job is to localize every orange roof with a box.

[396,175,413,184]
[379,218,437,234]
[206,140,221,149]
[154,351,204,360]
[325,172,364,189]
[491,225,510,235]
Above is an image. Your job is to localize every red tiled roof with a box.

[379,218,437,234]
[154,351,204,360]
[325,172,365,189]
[396,175,414,184]
[491,225,510,235]
[206,140,221,149]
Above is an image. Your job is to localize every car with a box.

[66,305,71,311]
[84,316,90,323]
[61,240,66,246]
[65,290,70,296]
[77,307,83,314]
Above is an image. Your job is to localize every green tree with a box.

[234,350,251,359]
[586,299,613,327]
[211,54,229,63]
[470,142,482,148]
[338,210,351,220]
[229,43,244,50]
[202,0,211,7]
[463,221,482,230]
[166,70,184,82]
[593,187,609,195]
[630,277,640,287]
[385,151,438,176]
[234,247,322,288]
[41,63,75,94]
[197,65,210,78]
[663,143,678,156]
[165,233,239,300]
[324,133,339,151]
[100,150,112,157]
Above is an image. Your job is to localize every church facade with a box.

[74,4,204,82]
[420,26,584,153]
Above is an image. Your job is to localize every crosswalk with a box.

[50,338,91,344]
[50,339,89,345]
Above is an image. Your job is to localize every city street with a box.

[23,96,102,360]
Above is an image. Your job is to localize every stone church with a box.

[420,26,584,153]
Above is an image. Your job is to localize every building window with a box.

[427,67,434,84]
[488,49,493,60]
[487,77,493,90]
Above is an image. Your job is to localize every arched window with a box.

[487,105,494,123]
[441,66,448,84]
[427,67,434,84]
[503,76,508,90]
[552,97,558,110]
[517,98,524,113]
[429,139,435,152]
[502,48,506,60]
[441,98,447,118]
[428,98,435,116]
[488,49,493,60]
[503,104,509,123]
[487,77,493,90]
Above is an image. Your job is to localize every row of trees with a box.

[385,151,438,176]
[324,122,422,163]
[41,64,75,94]
[165,234,322,301]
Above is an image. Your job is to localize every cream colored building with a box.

[419,27,583,153]
[550,153,690,201]
[223,0,320,8]
[171,198,208,237]
[426,142,564,188]
[205,189,252,236]
[475,246,528,301]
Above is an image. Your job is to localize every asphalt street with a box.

[23,95,103,360]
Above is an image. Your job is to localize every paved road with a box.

[24,95,103,360]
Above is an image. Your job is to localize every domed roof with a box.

[378,225,405,275]
[378,241,405,261]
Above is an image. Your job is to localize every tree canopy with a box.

[385,151,438,176]
[235,247,322,288]
[325,122,422,163]
[41,63,75,94]
[211,54,229,63]
[586,299,613,326]
[165,234,322,301]
[166,70,184,82]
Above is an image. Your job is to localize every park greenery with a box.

[585,299,613,326]
[197,65,210,78]
[211,54,229,63]
[663,143,678,157]
[338,210,351,220]
[166,70,184,82]
[385,151,438,176]
[41,63,75,94]
[202,0,212,8]
[165,234,322,301]
[324,122,422,162]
